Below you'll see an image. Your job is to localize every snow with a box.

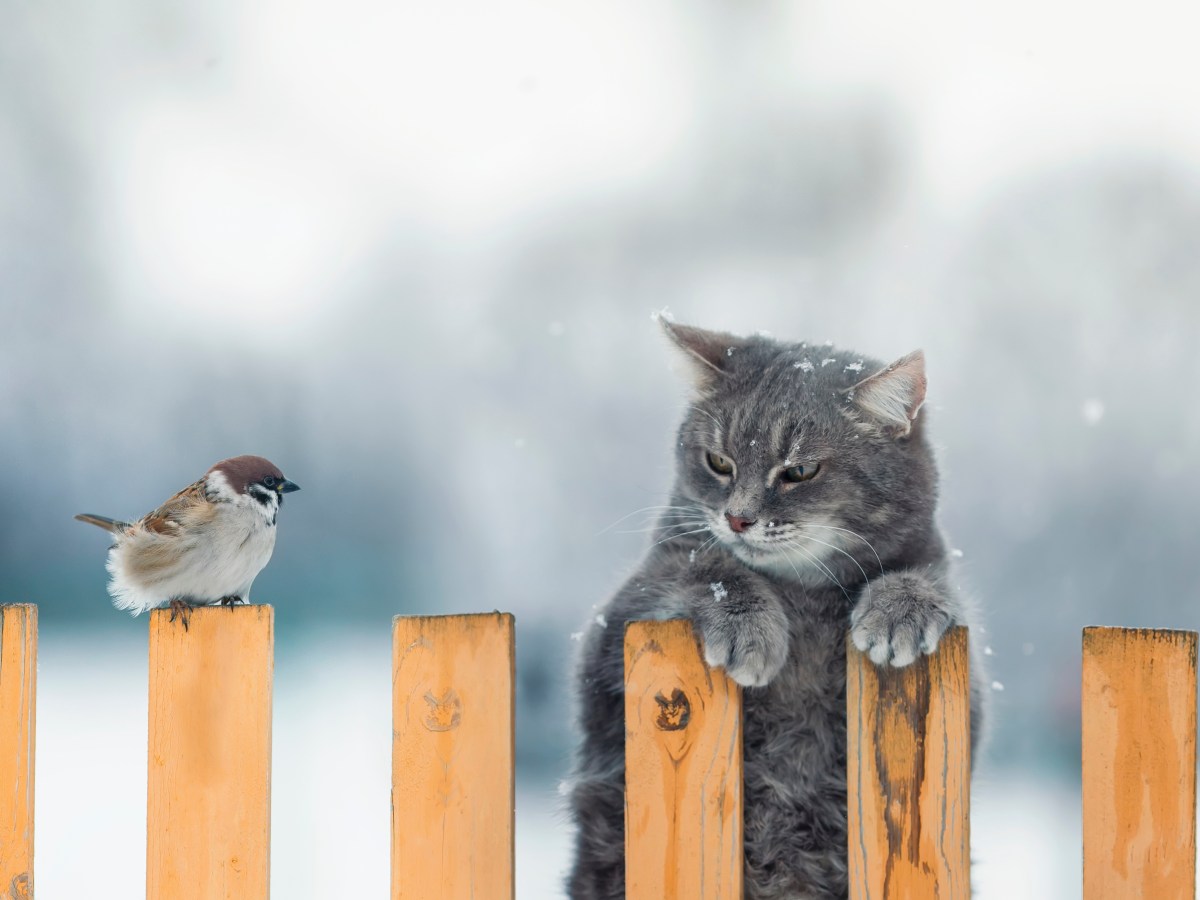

[710,581,728,602]
[570,631,584,642]
[594,614,607,629]
[821,358,836,367]
[845,361,865,373]
[991,680,1005,692]
[726,347,736,357]
[950,548,965,559]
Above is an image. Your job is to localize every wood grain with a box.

[847,626,970,900]
[624,619,743,900]
[0,605,36,900]
[392,613,515,900]
[146,605,274,900]
[1082,627,1197,900]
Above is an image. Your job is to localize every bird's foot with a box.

[218,596,245,609]
[167,599,195,631]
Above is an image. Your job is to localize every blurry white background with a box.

[4,0,1200,896]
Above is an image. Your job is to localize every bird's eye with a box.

[782,463,820,483]
[263,476,277,487]
[706,451,734,476]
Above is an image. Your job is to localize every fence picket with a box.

[847,626,971,899]
[146,605,274,900]
[1082,626,1198,899]
[391,613,515,900]
[0,604,36,900]
[624,619,743,900]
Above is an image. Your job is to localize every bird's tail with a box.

[74,513,131,534]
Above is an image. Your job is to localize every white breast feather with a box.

[106,501,278,615]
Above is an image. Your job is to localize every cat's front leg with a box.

[850,569,957,667]
[687,575,790,688]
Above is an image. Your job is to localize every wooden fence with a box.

[0,602,1197,898]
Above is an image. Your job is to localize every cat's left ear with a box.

[849,350,927,437]
[659,319,748,391]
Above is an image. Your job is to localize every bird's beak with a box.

[278,480,301,494]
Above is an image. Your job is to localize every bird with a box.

[76,455,300,627]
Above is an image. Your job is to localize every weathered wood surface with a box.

[146,605,274,900]
[392,613,515,900]
[624,619,743,900]
[0,605,36,900]
[847,626,970,900]
[1082,627,1197,900]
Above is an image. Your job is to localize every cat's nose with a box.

[725,513,756,533]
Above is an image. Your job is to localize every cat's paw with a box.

[694,593,790,688]
[850,573,953,668]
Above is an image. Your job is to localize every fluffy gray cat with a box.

[567,320,982,899]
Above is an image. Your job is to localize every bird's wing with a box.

[136,479,215,535]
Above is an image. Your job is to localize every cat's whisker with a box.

[691,534,721,559]
[615,519,711,536]
[649,525,712,549]
[793,532,872,604]
[798,523,884,575]
[781,538,856,607]
[773,538,808,584]
[598,504,706,535]
[618,513,711,528]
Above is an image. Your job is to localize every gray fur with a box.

[567,322,983,899]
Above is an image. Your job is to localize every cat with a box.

[567,320,983,900]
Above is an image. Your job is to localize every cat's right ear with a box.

[659,319,745,391]
[849,350,927,438]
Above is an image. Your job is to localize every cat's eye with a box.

[781,463,820,483]
[705,451,734,476]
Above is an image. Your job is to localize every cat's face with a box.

[664,321,937,585]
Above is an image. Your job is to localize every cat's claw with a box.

[850,573,953,668]
[697,602,790,688]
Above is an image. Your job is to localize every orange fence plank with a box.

[624,619,743,900]
[847,626,970,900]
[392,613,515,900]
[1082,627,1197,899]
[146,605,274,900]
[0,604,36,900]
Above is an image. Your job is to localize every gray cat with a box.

[567,320,982,899]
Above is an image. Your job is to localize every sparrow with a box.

[76,455,300,626]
